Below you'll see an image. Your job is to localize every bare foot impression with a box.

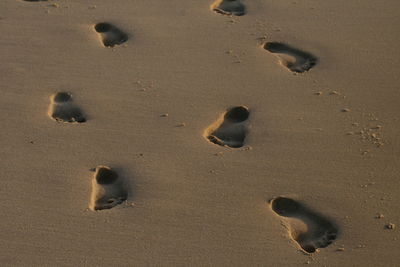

[94,22,128,47]
[204,106,249,148]
[211,0,246,16]
[89,166,128,211]
[269,197,338,253]
[48,92,86,123]
[263,42,317,73]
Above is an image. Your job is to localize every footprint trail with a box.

[89,166,128,211]
[94,23,128,47]
[270,197,338,253]
[204,106,249,148]
[48,92,86,123]
[263,42,317,73]
[211,0,246,16]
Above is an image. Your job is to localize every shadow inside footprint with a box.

[263,42,317,73]
[204,106,249,148]
[48,92,86,123]
[89,166,128,211]
[270,197,338,253]
[94,22,128,47]
[211,0,246,16]
[23,0,47,2]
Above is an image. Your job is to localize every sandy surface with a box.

[1,0,399,266]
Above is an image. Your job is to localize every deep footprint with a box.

[89,166,128,211]
[263,42,317,73]
[211,0,246,16]
[94,22,128,47]
[204,106,249,148]
[270,197,338,253]
[48,92,86,123]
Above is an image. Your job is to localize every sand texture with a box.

[1,0,400,266]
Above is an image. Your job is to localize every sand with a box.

[1,0,399,266]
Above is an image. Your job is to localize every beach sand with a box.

[0,0,399,265]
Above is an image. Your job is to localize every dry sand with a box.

[1,0,399,266]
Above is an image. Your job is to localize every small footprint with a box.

[269,197,338,253]
[94,23,128,47]
[89,166,128,211]
[48,92,86,123]
[263,42,317,73]
[204,106,249,148]
[211,0,246,16]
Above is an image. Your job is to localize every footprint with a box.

[89,166,128,211]
[269,197,338,253]
[211,0,246,16]
[204,106,249,148]
[94,23,128,47]
[48,92,86,123]
[263,42,317,73]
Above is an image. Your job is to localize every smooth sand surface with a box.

[1,0,399,266]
